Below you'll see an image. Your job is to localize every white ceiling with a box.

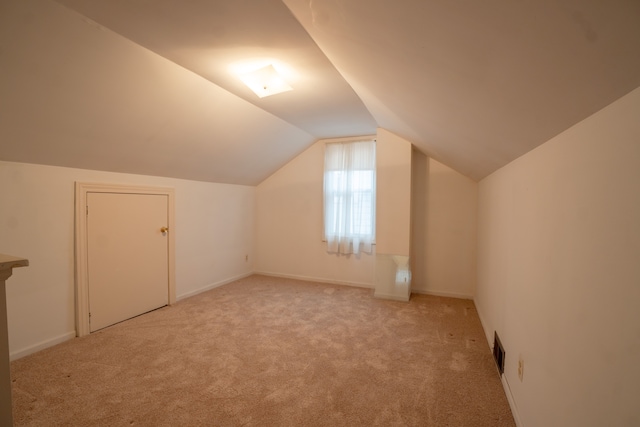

[1,0,639,184]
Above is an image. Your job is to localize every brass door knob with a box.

[160,227,169,233]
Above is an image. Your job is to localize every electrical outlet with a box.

[518,356,524,382]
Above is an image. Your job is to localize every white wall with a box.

[476,87,640,427]
[376,128,412,257]
[255,139,376,287]
[0,161,254,359]
[256,128,479,301]
[373,129,413,300]
[411,152,478,298]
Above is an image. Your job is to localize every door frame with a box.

[74,182,176,337]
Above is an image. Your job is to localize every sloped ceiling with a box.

[1,0,639,184]
[282,0,640,179]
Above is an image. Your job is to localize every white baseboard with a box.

[176,272,253,301]
[373,291,410,302]
[501,373,524,427]
[10,274,252,360]
[10,331,76,361]
[474,298,523,427]
[254,271,374,289]
[411,288,474,300]
[474,299,495,348]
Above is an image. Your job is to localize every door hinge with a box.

[86,205,89,215]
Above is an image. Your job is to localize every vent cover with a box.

[493,331,505,375]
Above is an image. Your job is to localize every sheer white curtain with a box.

[324,140,376,255]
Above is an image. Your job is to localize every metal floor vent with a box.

[493,331,505,375]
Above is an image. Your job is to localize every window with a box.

[323,140,376,255]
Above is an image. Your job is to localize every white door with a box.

[86,192,169,332]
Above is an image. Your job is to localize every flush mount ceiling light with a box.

[237,64,293,98]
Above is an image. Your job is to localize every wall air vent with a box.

[493,331,505,375]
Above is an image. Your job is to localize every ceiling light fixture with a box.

[237,64,293,98]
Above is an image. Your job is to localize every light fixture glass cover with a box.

[238,64,293,98]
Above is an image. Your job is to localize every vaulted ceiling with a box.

[1,0,639,184]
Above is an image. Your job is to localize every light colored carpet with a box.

[11,275,515,426]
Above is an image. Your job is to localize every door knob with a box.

[160,226,169,233]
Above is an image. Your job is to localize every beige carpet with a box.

[11,275,515,426]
